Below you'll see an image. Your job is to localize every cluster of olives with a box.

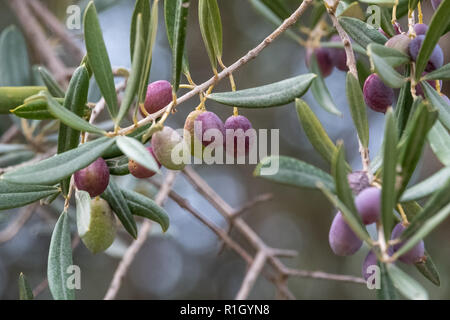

[328,182,425,282]
[364,21,447,113]
[305,34,348,77]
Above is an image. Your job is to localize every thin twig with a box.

[117,0,314,136]
[284,268,366,284]
[27,0,85,62]
[0,125,20,144]
[235,251,267,300]
[7,0,68,85]
[0,203,38,243]
[103,171,178,300]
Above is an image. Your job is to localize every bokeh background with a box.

[0,0,448,299]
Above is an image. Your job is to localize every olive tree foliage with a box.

[0,0,449,300]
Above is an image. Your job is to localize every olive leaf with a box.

[401,167,450,202]
[37,66,65,98]
[137,0,159,104]
[18,273,34,300]
[0,181,59,210]
[254,155,335,191]
[415,251,441,286]
[0,86,47,114]
[367,44,407,88]
[309,54,342,116]
[423,63,450,81]
[346,73,370,148]
[427,120,450,166]
[387,264,428,300]
[295,98,337,164]
[130,0,150,61]
[122,188,170,232]
[165,0,190,91]
[116,136,160,173]
[106,156,130,176]
[377,262,398,300]
[414,0,450,80]
[198,0,223,70]
[83,1,118,120]
[48,211,75,300]
[11,97,65,120]
[381,108,398,241]
[208,73,316,108]
[394,66,413,134]
[0,25,31,86]
[422,81,450,130]
[2,137,116,185]
[101,180,138,239]
[116,14,145,126]
[338,17,387,48]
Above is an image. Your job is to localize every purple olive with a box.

[184,109,205,158]
[363,74,394,113]
[194,111,225,147]
[142,80,173,115]
[431,0,442,10]
[74,158,110,197]
[362,250,378,282]
[128,146,161,179]
[329,35,348,71]
[391,223,425,264]
[305,47,334,77]
[409,35,444,72]
[151,126,187,170]
[224,115,253,157]
[355,187,381,225]
[413,23,428,35]
[329,212,362,256]
[385,34,411,55]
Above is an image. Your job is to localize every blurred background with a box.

[0,0,448,299]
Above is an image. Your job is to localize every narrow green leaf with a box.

[101,123,152,159]
[415,0,450,80]
[130,0,150,61]
[295,98,337,164]
[116,15,146,126]
[423,63,450,81]
[0,180,59,210]
[116,136,160,173]
[48,211,75,300]
[37,66,65,98]
[83,1,118,119]
[394,66,413,134]
[18,273,34,300]
[106,156,130,176]
[137,0,159,104]
[46,92,105,135]
[367,44,407,88]
[396,203,450,261]
[260,0,290,19]
[381,109,398,241]
[402,178,450,239]
[332,144,356,211]
[379,7,395,37]
[198,0,223,70]
[387,264,428,300]
[337,1,365,20]
[377,263,398,300]
[401,167,450,202]
[346,73,369,147]
[0,86,47,114]
[422,81,450,130]
[208,73,316,108]
[254,155,335,191]
[165,0,190,91]
[122,188,170,232]
[356,59,371,88]
[318,183,371,242]
[338,17,388,48]
[10,98,65,120]
[2,137,116,185]
[398,103,438,196]
[309,55,342,116]
[415,250,441,286]
[368,43,410,67]
[427,120,450,166]
[0,25,31,86]
[101,180,138,239]
[75,190,91,237]
[408,0,420,11]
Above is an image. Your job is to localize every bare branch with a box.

[104,171,178,300]
[285,268,366,284]
[235,250,267,300]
